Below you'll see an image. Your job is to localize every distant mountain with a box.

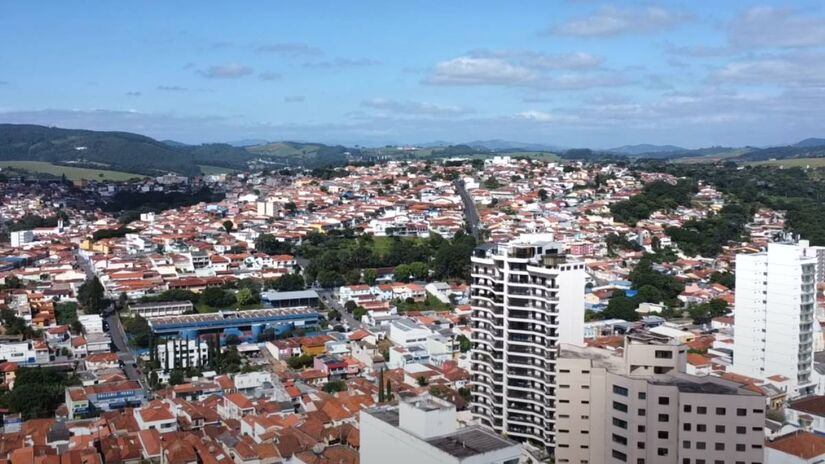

[161,139,190,147]
[608,144,686,156]
[795,138,825,148]
[465,139,562,152]
[227,139,269,147]
[736,144,825,162]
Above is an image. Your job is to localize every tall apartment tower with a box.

[470,234,586,453]
[556,332,766,464]
[733,239,818,397]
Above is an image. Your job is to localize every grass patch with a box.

[747,157,825,168]
[1,161,144,181]
[198,164,239,175]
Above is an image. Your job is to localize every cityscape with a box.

[2,2,825,464]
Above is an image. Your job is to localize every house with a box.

[219,393,255,420]
[766,431,825,463]
[134,400,178,432]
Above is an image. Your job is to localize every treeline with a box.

[295,231,476,287]
[105,186,225,213]
[665,203,752,257]
[637,161,825,246]
[598,252,685,321]
[610,179,696,225]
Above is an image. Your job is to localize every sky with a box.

[2,1,825,148]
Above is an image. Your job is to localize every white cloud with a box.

[303,58,381,69]
[550,6,688,37]
[710,52,825,87]
[256,42,323,56]
[426,57,536,86]
[470,49,604,70]
[198,64,254,79]
[730,6,825,49]
[362,98,470,116]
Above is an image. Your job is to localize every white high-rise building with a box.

[470,234,586,453]
[733,239,818,396]
[157,338,210,371]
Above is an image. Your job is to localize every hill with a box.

[795,138,825,148]
[0,124,202,176]
[608,144,686,156]
[734,145,825,162]
[465,139,562,152]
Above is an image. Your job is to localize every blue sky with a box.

[2,1,825,148]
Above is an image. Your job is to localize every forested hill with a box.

[0,124,357,176]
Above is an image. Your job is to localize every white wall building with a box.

[361,396,522,464]
[10,230,34,248]
[733,240,818,396]
[469,234,586,451]
[157,338,209,371]
[78,314,104,334]
[388,319,431,347]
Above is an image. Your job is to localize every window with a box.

[684,405,692,413]
[655,350,673,359]
[736,426,746,434]
[612,450,627,462]
[715,425,725,433]
[658,414,669,422]
[697,406,707,415]
[613,417,627,429]
[683,440,691,449]
[736,444,746,452]
[696,442,706,450]
[638,408,646,416]
[737,408,747,416]
[658,431,669,440]
[715,443,725,451]
[612,434,627,445]
[613,401,628,413]
[638,392,646,400]
[638,425,646,433]
[658,397,670,405]
[716,407,726,415]
[657,448,668,456]
[683,423,692,431]
[637,442,645,449]
[613,385,629,396]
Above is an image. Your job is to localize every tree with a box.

[353,307,367,320]
[408,261,429,281]
[169,370,185,386]
[201,287,235,308]
[363,269,377,285]
[121,315,152,348]
[317,270,344,289]
[255,234,292,255]
[344,269,362,285]
[394,264,413,282]
[148,371,159,389]
[77,276,106,313]
[378,369,385,403]
[222,220,234,233]
[344,300,357,313]
[456,335,471,353]
[538,189,548,201]
[287,354,314,370]
[600,295,640,321]
[385,378,393,401]
[118,292,128,310]
[416,376,429,387]
[235,288,254,307]
[710,271,735,289]
[268,273,305,291]
[322,380,347,393]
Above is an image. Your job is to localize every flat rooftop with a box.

[427,426,519,458]
[148,307,318,329]
[260,290,319,301]
[130,300,193,309]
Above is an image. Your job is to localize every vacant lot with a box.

[1,161,143,181]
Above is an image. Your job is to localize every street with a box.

[317,289,364,331]
[455,179,481,241]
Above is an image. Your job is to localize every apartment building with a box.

[361,396,522,464]
[733,240,818,396]
[469,234,586,451]
[556,331,766,464]
[157,338,210,371]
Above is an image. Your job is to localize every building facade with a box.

[556,332,766,464]
[157,338,210,371]
[469,234,586,451]
[733,240,818,396]
[361,396,522,464]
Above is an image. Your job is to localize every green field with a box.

[198,164,240,175]
[1,161,144,181]
[747,158,825,168]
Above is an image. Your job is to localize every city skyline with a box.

[3,1,825,147]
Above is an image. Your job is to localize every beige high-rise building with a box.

[469,234,586,454]
[556,331,767,464]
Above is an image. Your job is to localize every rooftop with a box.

[426,426,519,458]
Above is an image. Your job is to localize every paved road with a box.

[455,179,482,241]
[317,289,364,331]
[75,250,143,384]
